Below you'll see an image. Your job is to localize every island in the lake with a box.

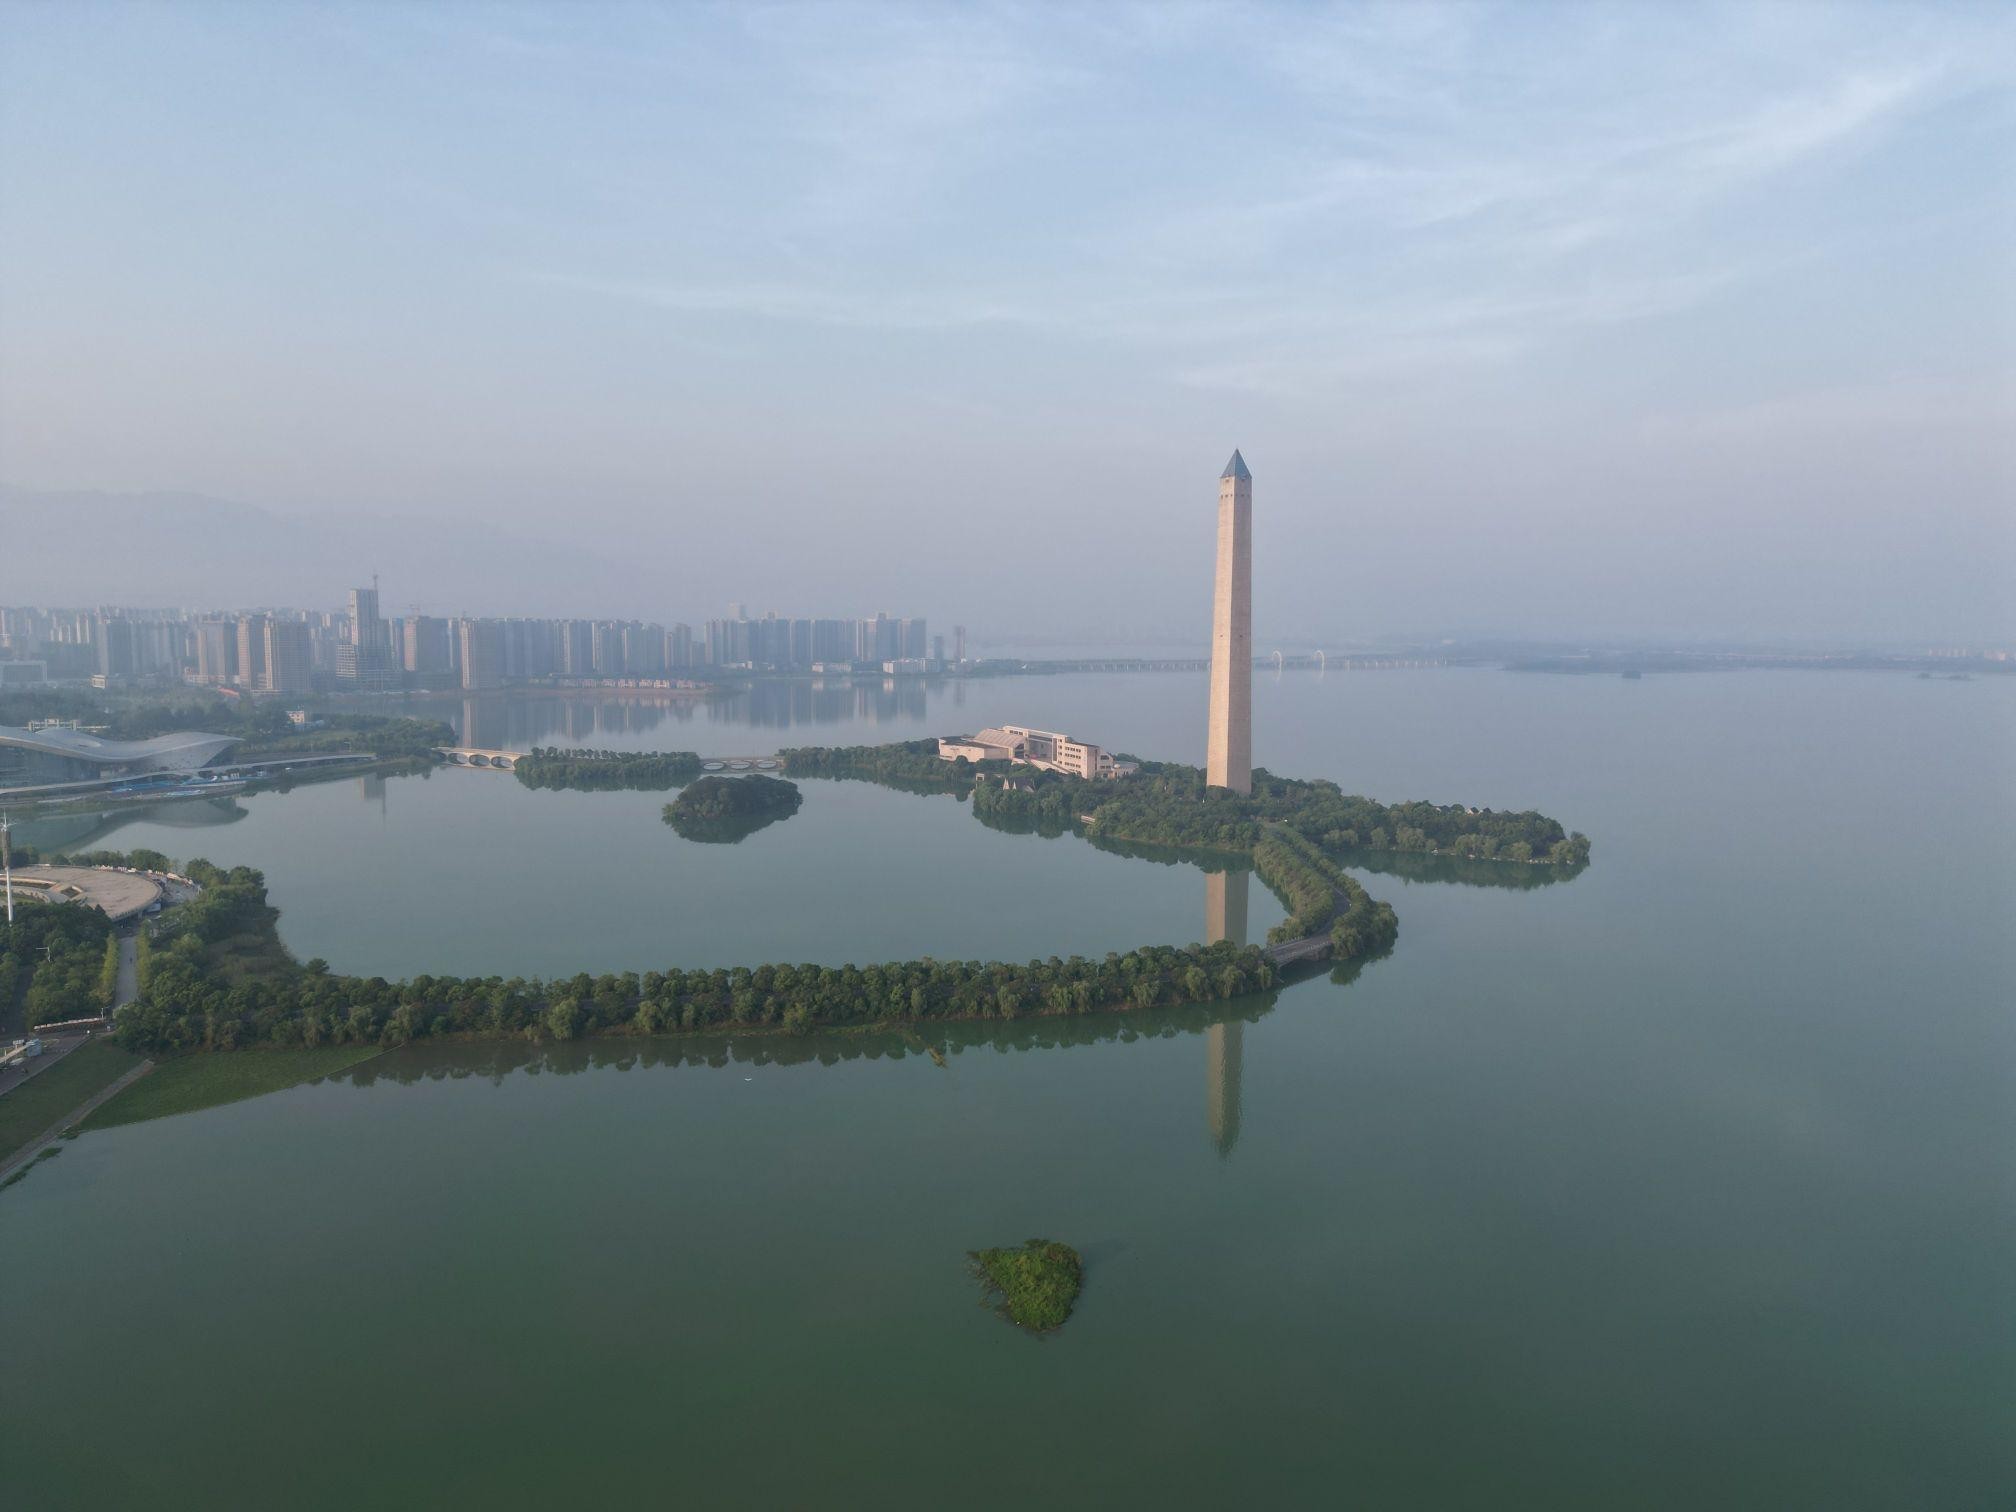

[663,772,804,842]
[971,1238,1084,1332]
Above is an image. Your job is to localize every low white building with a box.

[936,724,1137,780]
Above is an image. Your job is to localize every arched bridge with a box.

[433,747,528,770]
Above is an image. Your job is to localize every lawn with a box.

[84,1045,381,1130]
[0,1038,146,1166]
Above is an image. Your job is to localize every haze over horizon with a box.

[3,2,2011,643]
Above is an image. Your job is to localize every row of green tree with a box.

[241,714,456,760]
[512,747,705,790]
[779,739,984,791]
[102,859,1285,1054]
[1251,825,1400,960]
[964,756,1589,866]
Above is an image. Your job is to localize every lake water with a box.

[3,669,2011,1508]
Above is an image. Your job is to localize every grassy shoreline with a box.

[83,1045,383,1130]
[0,1039,147,1168]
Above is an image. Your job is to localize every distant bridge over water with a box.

[1018,655,1449,674]
[433,747,527,769]
[434,749,787,773]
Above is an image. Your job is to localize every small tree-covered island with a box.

[9,740,1586,1057]
[971,1239,1086,1333]
[663,773,804,842]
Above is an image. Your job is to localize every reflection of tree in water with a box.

[971,806,1073,840]
[662,809,795,845]
[1329,846,1588,891]
[1086,833,1249,872]
[339,989,1286,1089]
[15,797,247,854]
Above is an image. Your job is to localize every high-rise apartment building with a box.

[236,615,268,689]
[262,619,312,693]
[458,618,504,690]
[94,614,136,680]
[403,616,452,675]
[193,620,237,684]
[346,584,393,687]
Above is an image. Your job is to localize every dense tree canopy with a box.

[239,715,456,760]
[789,743,1588,867]
[663,774,804,843]
[2,897,115,1031]
[94,856,1282,1055]
[778,739,987,793]
[513,747,704,790]
[667,773,801,820]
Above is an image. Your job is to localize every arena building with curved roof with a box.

[0,725,242,788]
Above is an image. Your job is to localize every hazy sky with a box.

[2,1,2011,644]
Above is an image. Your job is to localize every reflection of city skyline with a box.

[1204,869,1249,1157]
[437,679,944,752]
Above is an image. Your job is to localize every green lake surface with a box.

[2,669,2011,1508]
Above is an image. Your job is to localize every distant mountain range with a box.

[0,486,662,616]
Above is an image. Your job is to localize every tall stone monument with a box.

[1206,450,1253,794]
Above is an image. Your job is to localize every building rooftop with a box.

[1221,449,1250,482]
[0,724,241,770]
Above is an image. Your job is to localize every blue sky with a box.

[2,1,2011,642]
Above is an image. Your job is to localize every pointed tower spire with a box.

[1206,451,1253,794]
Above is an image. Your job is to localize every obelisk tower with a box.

[1206,450,1253,794]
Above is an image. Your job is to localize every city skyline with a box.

[0,594,952,694]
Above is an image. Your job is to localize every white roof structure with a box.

[0,724,241,774]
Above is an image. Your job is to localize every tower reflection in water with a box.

[1204,869,1248,1156]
